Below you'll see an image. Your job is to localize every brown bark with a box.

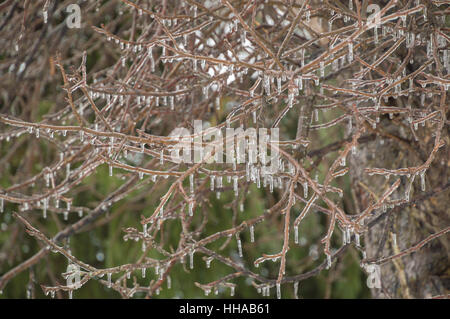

[350,119,449,298]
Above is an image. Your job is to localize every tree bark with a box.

[349,119,449,298]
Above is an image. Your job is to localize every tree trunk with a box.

[349,119,449,298]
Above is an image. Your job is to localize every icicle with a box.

[230,286,235,297]
[276,283,281,299]
[355,233,360,246]
[43,9,48,24]
[160,150,164,165]
[107,273,112,288]
[210,175,215,191]
[405,174,415,201]
[36,128,40,138]
[250,225,255,243]
[189,250,194,269]
[68,290,73,299]
[320,61,325,77]
[297,77,303,92]
[167,276,172,289]
[348,42,353,62]
[0,198,3,213]
[294,225,299,244]
[264,75,271,95]
[206,257,213,269]
[349,0,353,10]
[326,254,332,269]
[301,49,305,67]
[288,92,294,108]
[294,281,299,299]
[142,268,146,278]
[188,200,194,216]
[143,223,147,237]
[303,182,308,198]
[216,95,221,110]
[233,176,239,197]
[80,130,84,142]
[420,171,426,191]
[237,237,243,257]
[126,271,131,279]
[189,174,194,194]
[109,164,113,177]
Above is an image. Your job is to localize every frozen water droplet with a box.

[420,172,426,191]
[189,250,194,269]
[233,176,239,197]
[206,257,212,269]
[294,281,299,299]
[189,174,194,194]
[348,43,353,62]
[303,182,308,198]
[237,238,243,257]
[326,254,332,269]
[188,200,194,216]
